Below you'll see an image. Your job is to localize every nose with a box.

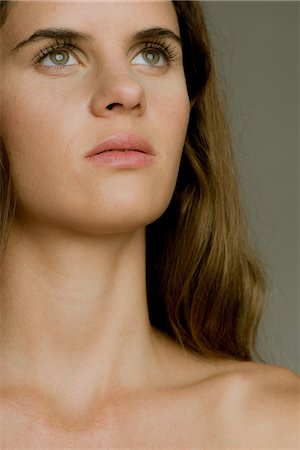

[89,66,146,118]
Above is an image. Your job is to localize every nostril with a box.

[106,103,119,110]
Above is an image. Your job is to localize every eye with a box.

[40,49,78,67]
[132,49,166,67]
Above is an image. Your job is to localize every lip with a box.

[85,132,155,158]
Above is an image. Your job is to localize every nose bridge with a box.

[90,57,146,116]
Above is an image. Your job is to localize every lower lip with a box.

[86,150,155,168]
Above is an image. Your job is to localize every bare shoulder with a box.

[153,332,299,446]
[215,359,300,394]
[204,360,300,448]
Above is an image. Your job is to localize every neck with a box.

[0,219,162,410]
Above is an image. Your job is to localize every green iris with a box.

[142,50,161,65]
[50,50,70,65]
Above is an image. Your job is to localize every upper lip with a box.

[85,132,155,158]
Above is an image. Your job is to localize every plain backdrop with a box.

[202,1,299,374]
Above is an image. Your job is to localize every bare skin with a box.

[0,1,299,448]
[1,354,300,448]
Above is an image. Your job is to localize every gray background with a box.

[203,1,299,374]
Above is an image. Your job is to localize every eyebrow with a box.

[10,28,92,53]
[10,27,182,54]
[130,27,182,46]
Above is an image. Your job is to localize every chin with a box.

[47,201,168,236]
[16,185,174,236]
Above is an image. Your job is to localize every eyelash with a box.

[33,40,79,64]
[140,40,178,63]
[33,38,178,67]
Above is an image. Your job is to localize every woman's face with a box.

[0,0,190,234]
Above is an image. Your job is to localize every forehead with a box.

[4,1,179,43]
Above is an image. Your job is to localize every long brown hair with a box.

[147,1,266,361]
[0,2,15,256]
[0,1,266,361]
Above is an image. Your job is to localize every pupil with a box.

[50,50,69,65]
[55,53,64,61]
[144,51,159,65]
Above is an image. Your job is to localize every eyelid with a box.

[130,38,179,64]
[32,39,81,64]
[32,36,179,71]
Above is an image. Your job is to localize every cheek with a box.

[1,67,86,142]
[1,94,72,218]
[3,89,63,148]
[146,85,190,211]
[1,82,82,182]
[152,77,190,143]
[151,80,190,168]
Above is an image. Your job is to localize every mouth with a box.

[85,132,155,158]
[94,149,145,155]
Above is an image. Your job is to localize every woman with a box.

[0,0,299,447]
